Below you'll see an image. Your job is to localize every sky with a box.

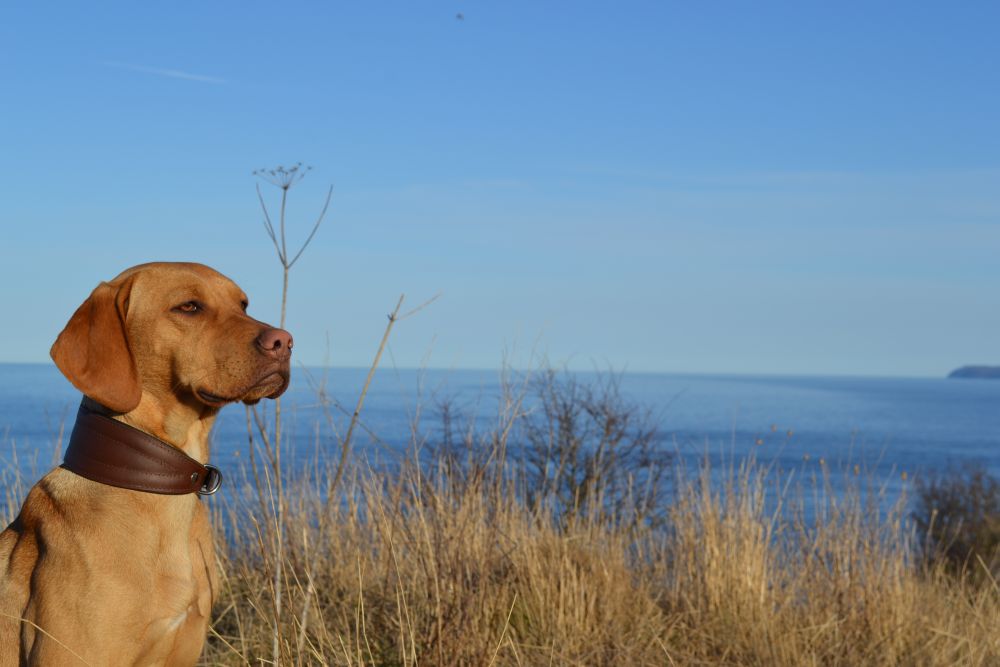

[1,2,998,377]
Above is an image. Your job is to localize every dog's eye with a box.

[173,301,202,314]
[241,300,249,312]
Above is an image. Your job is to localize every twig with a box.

[487,593,519,667]
[252,163,331,667]
[288,186,333,268]
[0,613,92,665]
[327,295,406,501]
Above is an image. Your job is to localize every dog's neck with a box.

[83,392,219,464]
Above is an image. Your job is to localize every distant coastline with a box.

[948,366,1000,379]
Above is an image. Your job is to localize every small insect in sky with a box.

[456,12,464,21]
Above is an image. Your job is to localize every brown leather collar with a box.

[61,405,223,496]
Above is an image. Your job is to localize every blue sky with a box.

[1,2,998,376]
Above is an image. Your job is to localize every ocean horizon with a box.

[3,362,999,505]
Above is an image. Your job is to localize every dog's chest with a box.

[131,558,214,663]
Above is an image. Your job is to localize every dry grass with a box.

[1,376,998,665]
[201,377,1000,667]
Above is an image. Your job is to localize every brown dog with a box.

[0,262,291,665]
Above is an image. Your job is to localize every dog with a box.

[0,262,292,665]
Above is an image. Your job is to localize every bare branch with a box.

[288,185,333,268]
[278,187,289,270]
[327,294,406,499]
[250,404,275,466]
[256,183,283,263]
[398,292,442,321]
[251,161,331,665]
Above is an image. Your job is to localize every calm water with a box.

[2,363,999,503]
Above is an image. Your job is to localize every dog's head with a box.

[51,262,292,413]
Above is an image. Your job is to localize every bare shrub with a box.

[431,367,667,528]
[517,368,667,526]
[913,464,1000,579]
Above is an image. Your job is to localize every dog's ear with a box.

[50,276,141,414]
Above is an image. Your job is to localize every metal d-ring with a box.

[198,464,224,496]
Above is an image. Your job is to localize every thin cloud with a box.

[102,61,226,85]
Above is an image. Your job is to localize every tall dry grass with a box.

[203,371,1000,666]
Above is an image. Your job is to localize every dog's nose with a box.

[256,327,293,359]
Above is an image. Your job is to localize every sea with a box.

[2,363,999,508]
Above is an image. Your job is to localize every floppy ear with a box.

[50,277,141,413]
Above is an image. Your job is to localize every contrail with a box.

[102,61,226,85]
